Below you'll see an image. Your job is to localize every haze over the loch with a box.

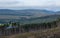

[0,0,59,11]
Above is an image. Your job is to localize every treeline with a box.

[0,18,60,36]
[20,21,57,32]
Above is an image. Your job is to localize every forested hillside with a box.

[0,18,60,38]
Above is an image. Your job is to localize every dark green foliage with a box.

[0,18,60,36]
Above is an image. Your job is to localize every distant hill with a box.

[55,11,60,15]
[0,9,55,16]
[0,14,59,24]
[21,14,60,24]
[0,9,59,24]
[0,9,33,16]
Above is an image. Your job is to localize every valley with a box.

[0,9,60,38]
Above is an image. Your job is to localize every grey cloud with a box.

[0,0,59,11]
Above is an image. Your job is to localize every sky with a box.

[0,0,59,11]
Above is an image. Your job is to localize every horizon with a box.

[0,8,59,12]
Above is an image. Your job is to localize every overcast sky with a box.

[0,0,59,11]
